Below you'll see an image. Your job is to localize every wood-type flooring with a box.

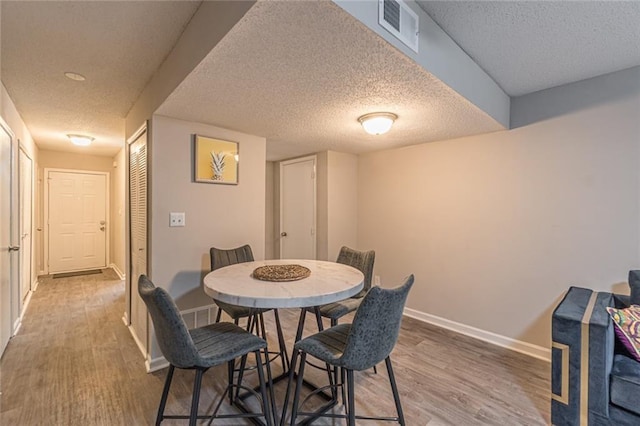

[0,270,550,425]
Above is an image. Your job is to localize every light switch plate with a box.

[170,212,185,227]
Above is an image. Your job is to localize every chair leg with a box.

[215,308,222,323]
[314,307,324,332]
[254,349,274,426]
[263,344,278,426]
[156,365,175,426]
[234,354,248,400]
[280,347,299,426]
[346,368,356,426]
[189,368,205,426]
[227,359,235,404]
[385,357,405,426]
[290,351,307,426]
[340,367,347,407]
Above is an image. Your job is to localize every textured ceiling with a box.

[1,1,201,156]
[157,1,503,161]
[3,1,637,159]
[416,1,640,96]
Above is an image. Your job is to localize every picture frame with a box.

[193,135,239,185]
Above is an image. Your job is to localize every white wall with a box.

[150,115,266,308]
[357,67,640,352]
[110,147,126,278]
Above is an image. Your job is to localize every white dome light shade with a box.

[358,112,397,135]
[64,72,86,81]
[67,134,94,146]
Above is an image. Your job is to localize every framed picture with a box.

[193,135,239,184]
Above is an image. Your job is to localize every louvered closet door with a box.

[129,131,148,352]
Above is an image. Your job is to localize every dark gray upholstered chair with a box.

[308,246,375,328]
[210,245,289,375]
[138,275,274,426]
[283,274,414,426]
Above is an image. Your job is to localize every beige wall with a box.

[110,147,126,277]
[357,67,640,351]
[327,151,358,261]
[149,115,266,315]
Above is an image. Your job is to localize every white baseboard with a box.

[127,324,147,359]
[109,263,126,280]
[147,356,170,373]
[403,307,551,362]
[32,279,39,292]
[122,312,129,326]
[13,315,22,336]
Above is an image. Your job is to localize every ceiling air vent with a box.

[379,0,419,53]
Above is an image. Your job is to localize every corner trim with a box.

[403,307,551,362]
[127,324,147,360]
[109,263,125,280]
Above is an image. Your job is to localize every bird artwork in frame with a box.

[193,135,239,184]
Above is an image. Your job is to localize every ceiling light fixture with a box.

[67,134,94,146]
[358,112,397,135]
[64,72,86,81]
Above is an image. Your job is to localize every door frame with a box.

[18,146,33,303]
[124,122,149,362]
[43,168,110,275]
[279,155,317,259]
[0,115,18,355]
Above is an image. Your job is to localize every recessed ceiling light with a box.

[358,112,398,135]
[67,134,94,146]
[64,72,86,81]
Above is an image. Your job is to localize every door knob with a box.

[8,246,20,252]
[100,220,106,225]
[280,232,287,237]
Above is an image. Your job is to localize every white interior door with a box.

[19,149,32,302]
[129,130,148,354]
[1,119,18,355]
[280,156,316,259]
[48,171,107,273]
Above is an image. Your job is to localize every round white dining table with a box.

[203,259,364,309]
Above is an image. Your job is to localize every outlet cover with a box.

[170,212,185,227]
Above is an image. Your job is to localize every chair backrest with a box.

[138,275,200,368]
[339,274,414,371]
[336,246,375,297]
[210,245,254,271]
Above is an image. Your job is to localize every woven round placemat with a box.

[252,264,311,282]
